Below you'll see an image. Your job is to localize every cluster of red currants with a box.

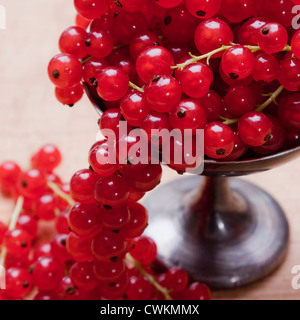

[48,0,300,166]
[0,145,211,300]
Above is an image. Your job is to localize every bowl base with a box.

[143,176,289,289]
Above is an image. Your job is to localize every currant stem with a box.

[172,44,292,70]
[129,81,145,93]
[255,85,284,112]
[0,196,24,266]
[80,56,93,65]
[47,182,76,207]
[126,254,173,301]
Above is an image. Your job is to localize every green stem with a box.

[126,254,173,301]
[255,85,284,112]
[47,182,76,207]
[129,81,145,93]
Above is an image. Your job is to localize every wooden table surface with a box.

[0,0,299,300]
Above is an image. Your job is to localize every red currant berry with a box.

[75,13,91,30]
[4,229,31,256]
[130,32,161,61]
[165,268,189,292]
[184,282,212,300]
[94,174,130,208]
[5,267,32,298]
[32,256,64,291]
[223,85,256,117]
[279,56,300,92]
[69,261,98,290]
[0,161,21,194]
[48,53,82,88]
[98,272,129,300]
[55,83,84,106]
[238,17,268,46]
[186,0,222,19]
[82,58,108,86]
[291,30,300,60]
[257,23,288,54]
[136,46,174,83]
[155,0,183,8]
[85,30,114,59]
[194,18,233,57]
[179,63,213,98]
[33,192,57,221]
[16,213,38,240]
[101,206,130,230]
[91,229,128,262]
[59,26,88,59]
[126,276,156,300]
[74,0,108,19]
[197,90,223,122]
[18,169,47,198]
[31,144,62,173]
[120,91,150,126]
[96,67,129,101]
[169,99,207,134]
[33,242,53,261]
[94,259,126,281]
[252,52,279,83]
[221,45,256,80]
[278,93,300,130]
[66,232,94,262]
[238,111,273,147]
[68,203,103,238]
[51,234,72,263]
[220,0,256,23]
[130,236,157,265]
[204,122,235,159]
[222,130,248,161]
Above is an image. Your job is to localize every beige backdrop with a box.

[0,0,299,300]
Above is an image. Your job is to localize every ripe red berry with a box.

[186,0,222,19]
[55,83,84,106]
[4,228,31,256]
[68,203,103,238]
[5,267,32,298]
[0,161,21,194]
[238,111,273,147]
[31,144,62,172]
[85,30,114,59]
[66,232,94,262]
[252,53,279,83]
[184,282,212,300]
[94,259,126,281]
[291,30,300,60]
[48,53,82,88]
[204,122,235,159]
[155,0,183,8]
[257,23,288,54]
[221,45,255,80]
[96,67,129,101]
[74,0,108,19]
[130,32,161,61]
[69,261,98,290]
[136,46,174,83]
[130,236,157,265]
[18,169,47,198]
[126,276,156,300]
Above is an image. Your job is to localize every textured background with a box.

[0,0,299,300]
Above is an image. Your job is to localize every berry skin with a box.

[169,99,207,134]
[220,0,256,23]
[16,213,38,240]
[75,13,92,30]
[98,272,129,300]
[120,91,150,127]
[184,282,212,300]
[33,193,57,221]
[223,85,256,117]
[82,58,108,86]
[0,161,21,194]
[257,23,288,54]
[99,109,125,139]
[91,229,128,262]
[252,53,279,83]
[130,236,157,265]
[144,75,182,113]
[136,46,174,83]
[291,30,300,60]
[31,144,62,172]
[222,130,248,161]
[70,169,99,203]
[74,0,108,19]
[18,169,47,198]
[94,174,130,209]
[155,0,183,8]
[66,232,94,262]
[165,268,189,292]
[279,57,300,92]
[32,256,64,291]
[5,267,33,298]
[278,93,300,131]
[59,26,88,59]
[194,18,233,57]
[85,30,114,59]
[221,45,256,80]
[121,164,162,193]
[204,122,235,159]
[94,259,126,282]
[238,111,273,147]
[69,261,98,290]
[238,17,268,46]
[185,0,222,19]
[120,202,149,239]
[179,63,213,99]
[68,203,103,238]
[4,229,31,256]
[197,90,223,122]
[88,140,118,177]
[126,276,156,300]
[96,67,129,101]
[130,32,161,61]
[55,83,84,106]
[48,53,82,88]
[101,206,130,230]
[162,5,199,44]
